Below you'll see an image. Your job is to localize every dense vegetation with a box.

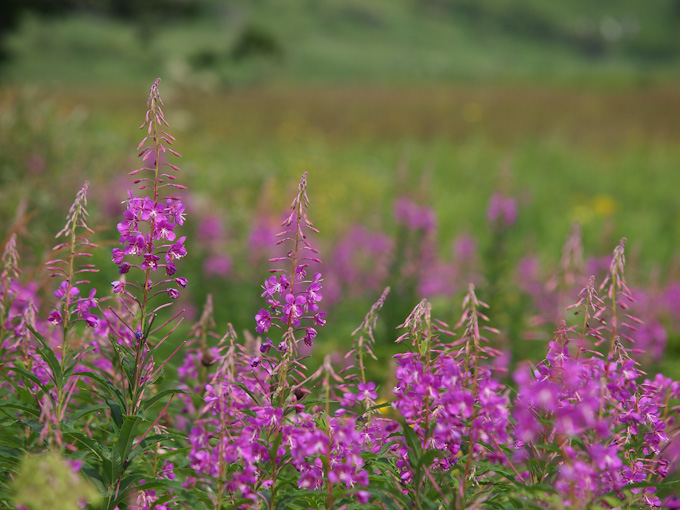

[1,3,680,508]
[1,79,680,510]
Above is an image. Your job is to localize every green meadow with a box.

[1,0,680,374]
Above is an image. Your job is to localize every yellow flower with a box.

[592,194,617,216]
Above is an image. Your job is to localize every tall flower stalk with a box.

[108,78,188,414]
[0,234,20,363]
[349,286,389,390]
[42,182,98,444]
[600,238,636,359]
[254,171,325,402]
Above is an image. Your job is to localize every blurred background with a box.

[2,0,680,378]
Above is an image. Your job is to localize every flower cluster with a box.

[254,172,325,349]
[112,194,187,276]
[392,293,510,484]
[394,196,436,234]
[514,328,677,507]
[110,78,187,304]
[512,239,679,508]
[394,354,509,468]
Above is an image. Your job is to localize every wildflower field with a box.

[2,74,680,510]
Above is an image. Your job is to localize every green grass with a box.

[4,0,680,88]
[3,84,679,271]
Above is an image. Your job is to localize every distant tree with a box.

[231,25,284,62]
[0,0,201,68]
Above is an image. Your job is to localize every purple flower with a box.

[394,197,436,233]
[341,392,358,408]
[166,199,186,226]
[203,254,231,277]
[48,310,62,325]
[82,311,98,328]
[295,264,307,281]
[306,281,323,306]
[142,253,160,271]
[260,337,273,354]
[486,192,517,227]
[140,197,166,221]
[314,312,326,326]
[282,293,306,320]
[78,288,98,312]
[154,217,176,241]
[303,327,317,347]
[357,382,378,401]
[355,490,371,504]
[589,444,623,472]
[54,281,79,299]
[166,236,187,262]
[453,234,477,261]
[111,281,124,294]
[263,275,289,297]
[111,248,125,265]
[255,308,272,334]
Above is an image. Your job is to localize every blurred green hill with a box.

[2,0,680,87]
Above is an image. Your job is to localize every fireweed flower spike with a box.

[391,287,509,507]
[46,182,99,333]
[39,182,101,444]
[0,234,20,354]
[107,78,188,414]
[600,238,638,357]
[346,286,390,407]
[255,172,325,390]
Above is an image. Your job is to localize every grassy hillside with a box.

[3,0,680,87]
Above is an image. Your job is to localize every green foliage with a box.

[4,0,680,87]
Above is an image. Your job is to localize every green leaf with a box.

[63,346,92,377]
[115,473,144,500]
[69,403,109,422]
[414,449,439,489]
[9,365,50,394]
[0,449,23,465]
[368,485,411,510]
[73,371,127,414]
[222,497,253,509]
[101,456,113,487]
[107,399,124,429]
[127,433,182,463]
[80,463,106,492]
[0,402,40,418]
[117,415,140,463]
[62,429,107,460]
[111,445,124,482]
[191,488,215,508]
[0,434,27,450]
[400,420,422,465]
[367,401,392,413]
[121,356,137,392]
[140,388,186,413]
